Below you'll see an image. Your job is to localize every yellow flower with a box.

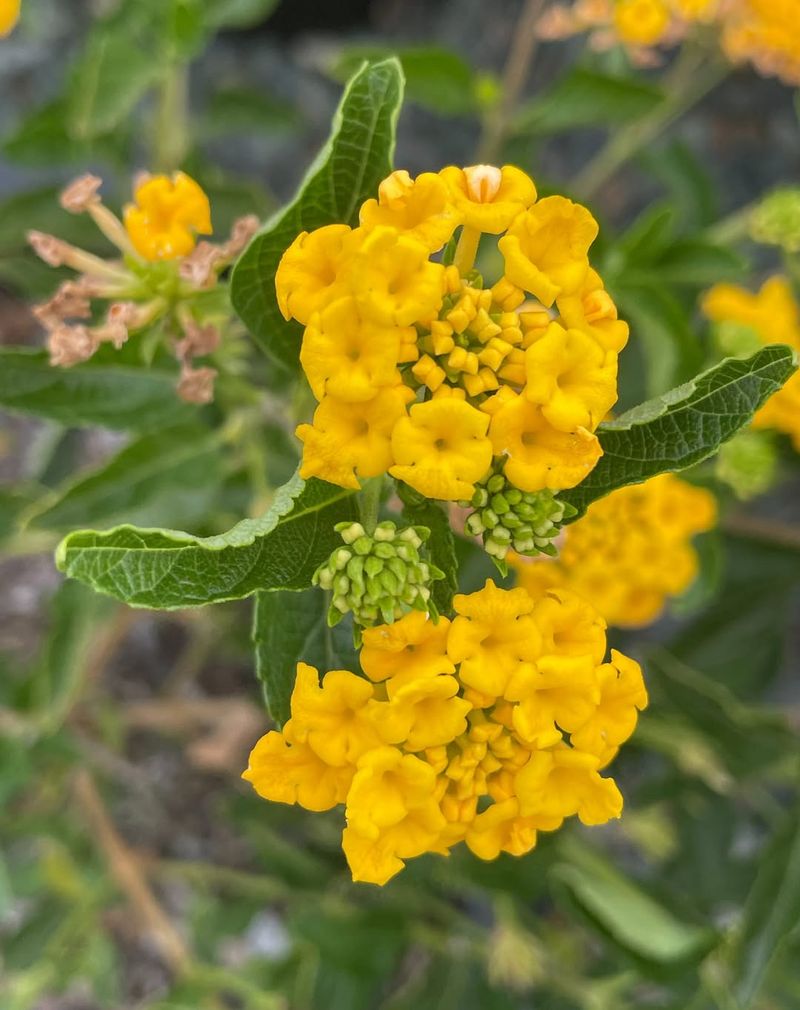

[753,371,800,452]
[533,588,608,663]
[360,170,461,252]
[123,172,212,261]
[464,799,545,860]
[360,611,455,687]
[571,650,649,765]
[510,654,599,748]
[515,745,623,826]
[344,226,445,327]
[702,276,800,350]
[498,196,598,307]
[613,0,671,45]
[525,322,618,431]
[242,724,353,811]
[297,383,413,489]
[447,580,542,698]
[275,224,353,325]
[0,0,20,36]
[390,676,472,751]
[556,269,630,353]
[722,0,800,86]
[439,165,538,234]
[343,747,447,884]
[300,295,405,402]
[485,387,603,492]
[390,397,492,500]
[287,663,386,767]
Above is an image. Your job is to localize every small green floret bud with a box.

[313,519,444,629]
[463,460,571,572]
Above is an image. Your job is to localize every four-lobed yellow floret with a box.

[244,580,647,885]
[276,163,628,506]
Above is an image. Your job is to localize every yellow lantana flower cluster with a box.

[277,164,627,503]
[512,475,717,629]
[244,580,647,885]
[538,0,717,64]
[702,277,800,451]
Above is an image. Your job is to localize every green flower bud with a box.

[314,519,444,629]
[715,429,777,500]
[750,188,800,253]
[463,459,571,571]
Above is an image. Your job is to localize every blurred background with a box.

[1,1,800,1008]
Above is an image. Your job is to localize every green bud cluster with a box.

[750,188,800,253]
[715,430,778,501]
[460,467,576,572]
[313,520,444,628]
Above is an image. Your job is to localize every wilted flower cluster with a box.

[28,172,258,403]
[512,475,717,629]
[277,164,627,526]
[538,0,718,65]
[703,277,800,450]
[244,580,647,885]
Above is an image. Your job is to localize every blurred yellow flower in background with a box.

[0,0,20,37]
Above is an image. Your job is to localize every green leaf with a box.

[334,46,478,115]
[649,239,746,286]
[552,838,715,964]
[0,349,192,431]
[396,482,458,616]
[231,58,404,370]
[55,473,359,609]
[732,808,800,1007]
[23,581,110,728]
[513,68,664,135]
[253,588,358,726]
[25,425,224,532]
[562,345,797,518]
[67,30,160,139]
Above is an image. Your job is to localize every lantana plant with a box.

[44,60,796,886]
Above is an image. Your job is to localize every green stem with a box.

[572,48,728,202]
[705,200,757,247]
[359,476,384,535]
[153,63,190,172]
